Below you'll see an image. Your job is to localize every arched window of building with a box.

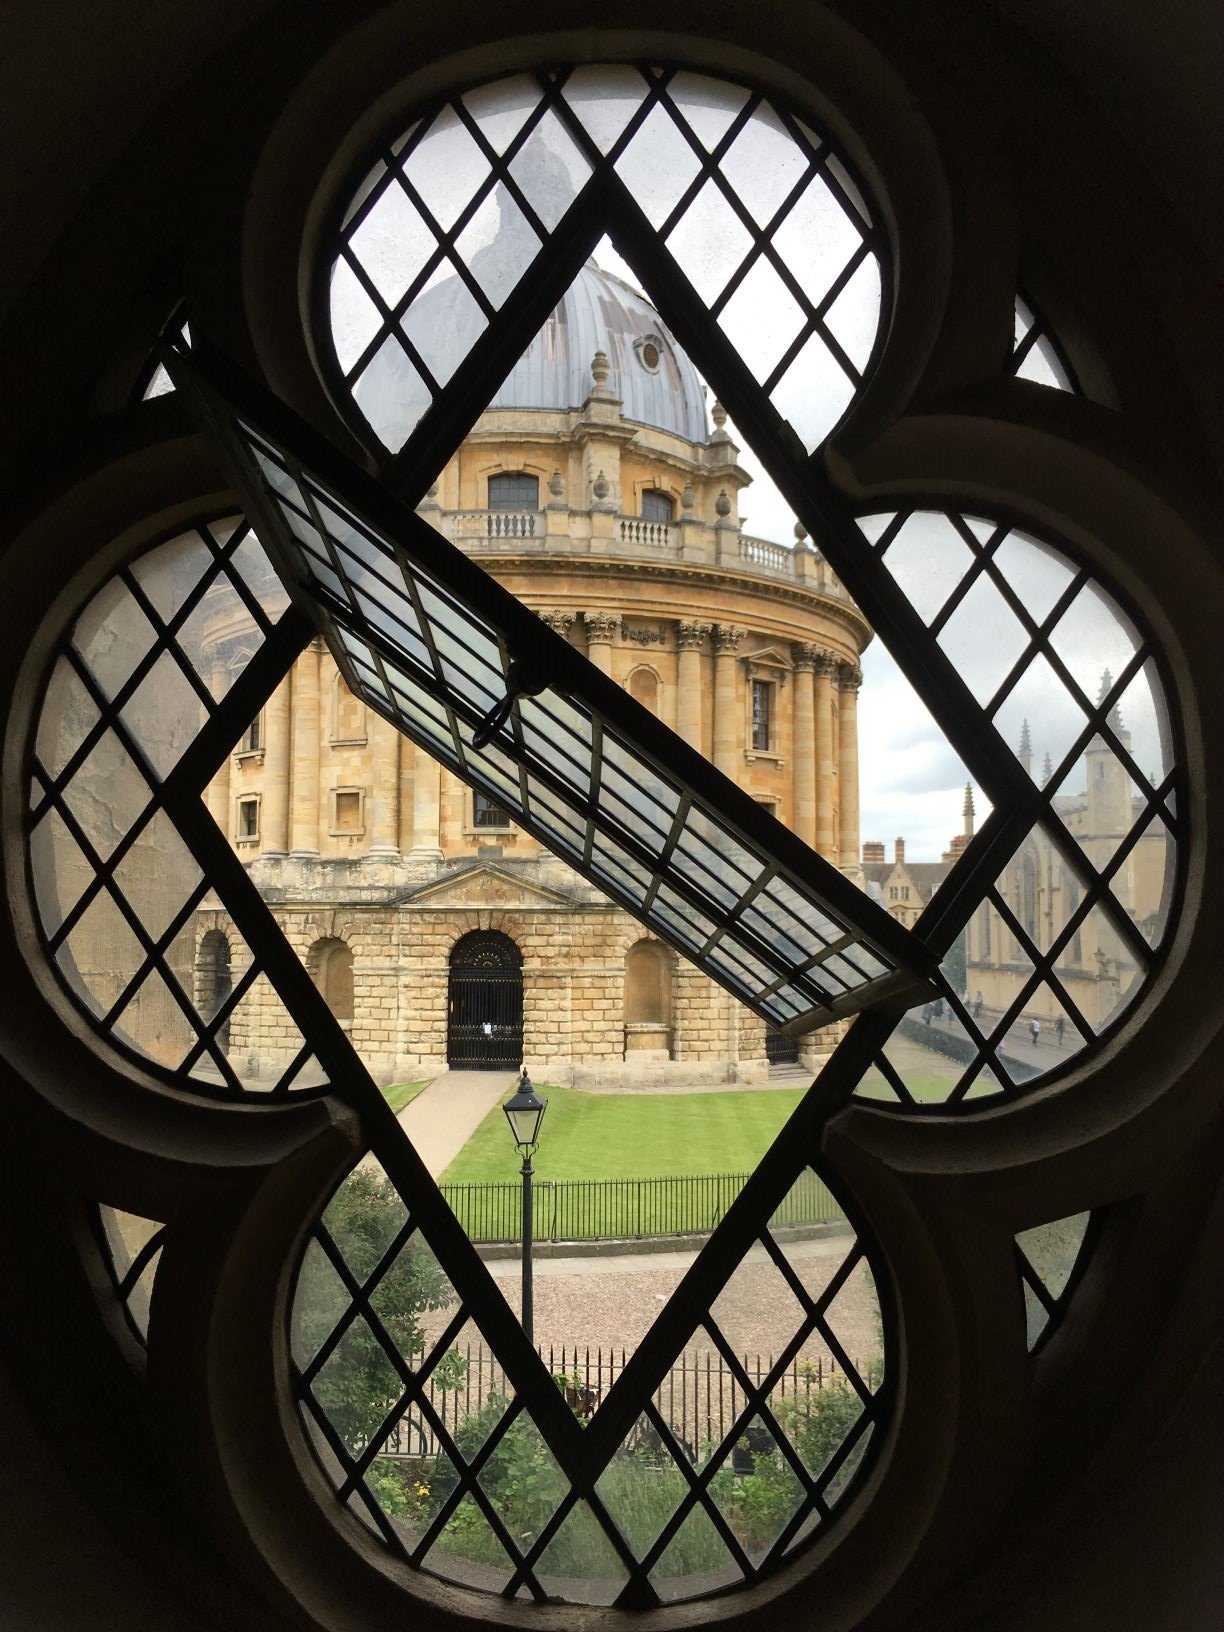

[195,928,232,1053]
[627,666,660,715]
[640,489,672,523]
[332,671,366,743]
[311,937,354,1027]
[488,472,539,511]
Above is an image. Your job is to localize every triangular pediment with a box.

[743,644,793,675]
[396,862,584,911]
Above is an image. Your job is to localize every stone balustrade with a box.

[737,534,790,572]
[618,516,671,548]
[452,509,543,540]
[427,507,853,603]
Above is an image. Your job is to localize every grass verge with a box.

[382,1080,430,1116]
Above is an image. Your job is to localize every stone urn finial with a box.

[794,521,808,543]
[681,481,696,511]
[593,469,610,502]
[711,399,728,432]
[715,487,732,519]
[591,349,611,389]
[549,469,564,499]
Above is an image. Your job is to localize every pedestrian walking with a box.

[1055,1016,1065,1047]
[973,991,984,1022]
[923,1004,932,1026]
[1029,1017,1040,1047]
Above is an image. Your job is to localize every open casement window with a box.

[169,350,933,1036]
[27,58,1182,1618]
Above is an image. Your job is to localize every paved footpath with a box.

[423,1230,876,1364]
[398,1069,516,1176]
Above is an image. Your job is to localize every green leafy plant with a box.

[294,1168,457,1451]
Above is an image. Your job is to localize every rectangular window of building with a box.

[239,712,264,754]
[473,791,512,829]
[236,796,260,841]
[333,789,364,832]
[487,472,539,510]
[641,489,673,523]
[751,679,773,752]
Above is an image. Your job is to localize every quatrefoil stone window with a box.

[25,61,1180,1614]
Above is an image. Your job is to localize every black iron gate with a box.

[765,1025,800,1065]
[447,930,523,1068]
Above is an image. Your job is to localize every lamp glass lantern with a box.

[504,1070,548,1153]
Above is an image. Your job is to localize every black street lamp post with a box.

[503,1067,548,1347]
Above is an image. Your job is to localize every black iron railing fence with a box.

[385,1341,872,1462]
[439,1167,842,1244]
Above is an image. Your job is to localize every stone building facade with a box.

[963,703,1168,1032]
[197,264,871,1084]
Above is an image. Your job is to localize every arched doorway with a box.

[447,930,523,1068]
[197,929,232,1053]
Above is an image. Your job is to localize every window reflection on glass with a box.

[327,66,883,457]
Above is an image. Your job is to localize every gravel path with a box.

[424,1228,881,1373]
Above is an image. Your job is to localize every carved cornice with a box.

[676,619,712,650]
[466,551,872,644]
[583,610,619,644]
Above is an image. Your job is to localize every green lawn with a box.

[855,1073,961,1104]
[381,1080,430,1116]
[441,1083,808,1185]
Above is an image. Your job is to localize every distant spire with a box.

[1042,751,1053,786]
[1098,668,1128,737]
[1018,717,1032,774]
[962,782,975,838]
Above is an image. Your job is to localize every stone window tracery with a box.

[12,44,1190,1632]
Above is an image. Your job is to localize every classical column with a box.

[539,609,575,639]
[398,733,415,852]
[791,643,818,848]
[712,625,743,778]
[409,742,442,859]
[205,663,231,837]
[675,621,710,753]
[814,652,837,861]
[368,711,400,857]
[582,610,618,675]
[838,663,862,870]
[289,641,320,855]
[261,673,291,855]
